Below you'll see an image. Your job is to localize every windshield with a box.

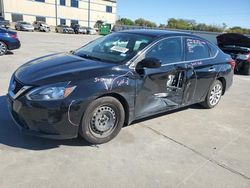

[74,33,153,64]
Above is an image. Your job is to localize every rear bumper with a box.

[7,40,21,50]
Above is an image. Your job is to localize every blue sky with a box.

[117,0,250,28]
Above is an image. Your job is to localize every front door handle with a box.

[208,67,216,72]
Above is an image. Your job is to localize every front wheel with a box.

[0,41,8,56]
[201,80,223,109]
[79,97,125,144]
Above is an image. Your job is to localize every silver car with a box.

[55,25,74,34]
[33,21,50,32]
[15,21,34,32]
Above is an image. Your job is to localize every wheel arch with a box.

[98,93,130,126]
[217,77,226,95]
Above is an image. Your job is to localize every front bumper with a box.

[7,94,82,140]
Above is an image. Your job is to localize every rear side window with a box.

[185,38,210,61]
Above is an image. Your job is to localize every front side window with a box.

[74,33,153,64]
[71,0,78,8]
[35,0,45,2]
[185,38,210,61]
[145,37,183,64]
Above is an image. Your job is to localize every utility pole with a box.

[55,0,58,26]
[88,0,90,27]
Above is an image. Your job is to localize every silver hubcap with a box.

[0,42,7,55]
[209,84,222,106]
[90,106,117,138]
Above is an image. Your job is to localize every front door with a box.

[134,37,189,118]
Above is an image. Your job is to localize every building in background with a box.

[0,0,116,27]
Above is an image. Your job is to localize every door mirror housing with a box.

[137,58,162,69]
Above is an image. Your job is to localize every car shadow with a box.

[0,95,90,151]
[5,51,14,55]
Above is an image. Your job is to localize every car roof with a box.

[117,29,196,38]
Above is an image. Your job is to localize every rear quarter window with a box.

[207,42,219,57]
[185,38,210,61]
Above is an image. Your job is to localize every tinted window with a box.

[60,0,66,6]
[35,0,45,2]
[12,14,23,22]
[36,16,46,22]
[145,37,183,64]
[60,19,66,25]
[185,38,210,61]
[106,6,112,13]
[71,0,78,8]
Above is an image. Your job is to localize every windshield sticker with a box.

[111,46,129,53]
[187,39,206,53]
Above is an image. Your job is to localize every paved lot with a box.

[0,31,250,188]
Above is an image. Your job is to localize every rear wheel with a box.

[79,97,125,144]
[201,80,223,109]
[0,41,7,56]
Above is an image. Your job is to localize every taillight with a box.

[229,59,236,70]
[10,34,17,39]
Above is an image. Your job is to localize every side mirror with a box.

[138,58,162,69]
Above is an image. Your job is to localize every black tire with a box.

[55,28,58,33]
[79,97,125,144]
[201,80,223,109]
[0,41,8,56]
[242,63,250,75]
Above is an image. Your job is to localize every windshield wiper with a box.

[77,54,103,62]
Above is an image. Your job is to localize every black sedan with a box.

[0,27,20,56]
[217,33,250,75]
[8,30,234,144]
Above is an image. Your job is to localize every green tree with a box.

[119,18,135,26]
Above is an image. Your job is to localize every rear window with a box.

[185,38,210,61]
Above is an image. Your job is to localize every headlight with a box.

[237,54,250,61]
[26,82,76,101]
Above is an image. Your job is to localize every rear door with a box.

[184,37,218,102]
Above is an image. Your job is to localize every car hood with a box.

[15,53,114,85]
[217,33,250,48]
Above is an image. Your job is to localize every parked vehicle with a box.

[55,25,74,34]
[15,21,34,32]
[33,21,50,32]
[0,27,20,56]
[86,27,97,35]
[217,33,250,75]
[0,16,10,29]
[71,24,87,34]
[8,30,234,144]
